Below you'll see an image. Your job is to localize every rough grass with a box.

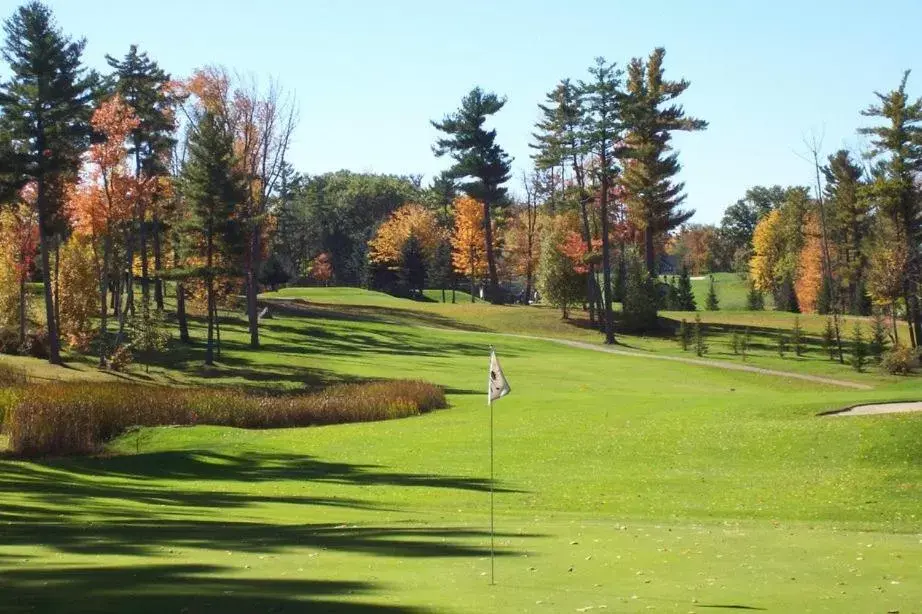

[3,380,446,457]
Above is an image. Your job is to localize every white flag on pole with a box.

[488,348,511,404]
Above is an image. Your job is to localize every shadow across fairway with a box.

[699,606,767,611]
[0,564,432,614]
[261,298,489,333]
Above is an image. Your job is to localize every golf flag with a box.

[488,348,511,404]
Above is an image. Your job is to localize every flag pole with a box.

[489,345,495,586]
[490,390,495,585]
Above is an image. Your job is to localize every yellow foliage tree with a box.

[57,235,99,350]
[794,214,825,313]
[749,209,783,292]
[368,203,444,267]
[450,195,488,299]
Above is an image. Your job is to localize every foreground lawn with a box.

[2,288,921,612]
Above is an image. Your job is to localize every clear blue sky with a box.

[12,0,922,223]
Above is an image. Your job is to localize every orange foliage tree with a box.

[69,95,139,345]
[368,203,444,267]
[794,214,825,313]
[450,195,488,301]
[308,252,333,285]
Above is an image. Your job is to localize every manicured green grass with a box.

[2,288,921,612]
[660,272,772,311]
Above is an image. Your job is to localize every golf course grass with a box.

[1,288,921,612]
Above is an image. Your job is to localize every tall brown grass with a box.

[2,379,446,457]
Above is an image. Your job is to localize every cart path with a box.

[471,331,875,391]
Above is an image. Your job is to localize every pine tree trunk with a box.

[38,229,62,365]
[140,215,150,310]
[176,281,190,344]
[153,216,164,311]
[53,238,61,338]
[117,229,134,342]
[600,175,615,345]
[578,195,596,324]
[205,231,215,365]
[214,297,222,360]
[99,234,111,366]
[246,229,260,349]
[482,201,500,304]
[18,275,26,347]
[469,248,475,303]
[644,227,656,276]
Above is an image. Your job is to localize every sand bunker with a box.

[828,401,922,416]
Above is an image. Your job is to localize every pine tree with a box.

[850,322,867,372]
[580,57,622,344]
[432,88,511,304]
[619,48,707,275]
[742,327,751,361]
[822,150,868,315]
[705,275,719,310]
[859,71,922,346]
[181,111,242,366]
[730,331,740,355]
[816,272,832,315]
[675,265,696,310]
[106,45,177,312]
[693,313,707,356]
[0,2,98,365]
[792,316,804,356]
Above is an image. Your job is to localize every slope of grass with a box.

[2,287,921,612]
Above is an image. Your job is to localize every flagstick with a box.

[490,393,495,586]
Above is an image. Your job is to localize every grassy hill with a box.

[1,288,920,612]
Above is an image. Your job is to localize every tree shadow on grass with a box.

[261,299,489,333]
[0,564,432,613]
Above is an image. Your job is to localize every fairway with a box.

[2,290,921,613]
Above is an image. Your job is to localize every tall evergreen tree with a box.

[531,79,602,324]
[431,87,512,304]
[398,234,426,297]
[619,48,707,275]
[0,1,97,365]
[580,57,622,344]
[858,71,922,345]
[675,265,697,311]
[181,111,242,366]
[106,45,177,312]
[822,150,868,314]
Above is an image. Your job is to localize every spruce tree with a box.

[679,318,690,351]
[746,282,765,311]
[676,265,696,310]
[0,2,97,365]
[432,88,511,304]
[693,313,707,356]
[850,322,867,372]
[705,275,719,310]
[182,111,242,366]
[869,311,888,360]
[619,48,707,275]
